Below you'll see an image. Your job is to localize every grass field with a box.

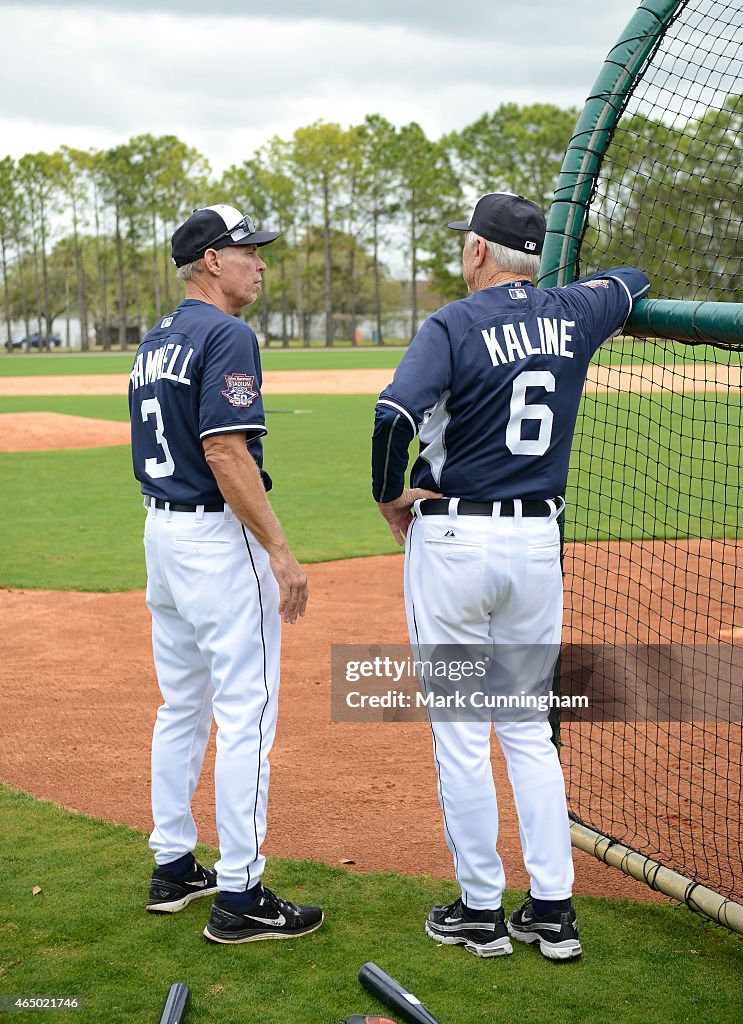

[570,390,741,541]
[0,389,740,590]
[2,786,740,1024]
[1,338,741,377]
[0,349,406,375]
[0,394,400,590]
[591,337,743,367]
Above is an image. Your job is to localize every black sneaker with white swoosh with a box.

[507,893,582,960]
[425,898,513,957]
[147,860,218,913]
[203,885,324,944]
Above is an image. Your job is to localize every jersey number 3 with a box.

[141,397,176,478]
[506,370,555,456]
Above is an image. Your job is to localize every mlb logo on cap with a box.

[447,193,546,255]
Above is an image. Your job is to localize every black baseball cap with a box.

[447,192,546,255]
[171,204,280,267]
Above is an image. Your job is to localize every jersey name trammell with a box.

[481,318,575,366]
[129,342,194,391]
[128,298,270,507]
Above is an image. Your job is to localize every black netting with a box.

[563,1,742,907]
[579,1,742,303]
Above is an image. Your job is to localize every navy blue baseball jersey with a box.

[372,269,650,503]
[129,298,271,504]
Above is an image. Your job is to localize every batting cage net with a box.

[579,1,742,302]
[553,0,743,919]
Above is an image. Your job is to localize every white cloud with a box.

[0,2,636,172]
[11,0,637,38]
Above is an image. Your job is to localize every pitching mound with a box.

[0,412,130,451]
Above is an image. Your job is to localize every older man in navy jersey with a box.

[372,193,649,961]
[129,204,323,945]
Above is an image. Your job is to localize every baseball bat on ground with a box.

[344,1016,400,1024]
[158,983,191,1024]
[358,963,442,1024]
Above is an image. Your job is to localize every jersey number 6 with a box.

[141,397,176,478]
[506,370,555,456]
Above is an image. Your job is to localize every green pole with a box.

[539,0,684,289]
[630,298,743,346]
[539,0,743,346]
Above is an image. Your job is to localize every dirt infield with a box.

[565,538,742,644]
[2,536,740,905]
[562,539,743,902]
[2,557,672,904]
[3,538,740,902]
[0,362,740,398]
[0,370,395,397]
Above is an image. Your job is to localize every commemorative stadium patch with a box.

[222,373,258,408]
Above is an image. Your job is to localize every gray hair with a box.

[175,257,205,283]
[465,231,541,279]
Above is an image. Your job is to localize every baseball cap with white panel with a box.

[171,204,280,267]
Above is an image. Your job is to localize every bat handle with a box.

[159,983,191,1024]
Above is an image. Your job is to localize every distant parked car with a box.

[11,333,62,350]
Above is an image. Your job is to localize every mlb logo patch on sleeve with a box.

[160,316,174,329]
[222,373,258,408]
[509,288,528,299]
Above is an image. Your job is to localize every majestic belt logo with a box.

[222,373,258,408]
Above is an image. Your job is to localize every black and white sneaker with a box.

[203,885,324,944]
[507,894,582,960]
[147,860,218,913]
[425,898,513,958]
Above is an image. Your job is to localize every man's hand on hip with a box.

[377,487,442,546]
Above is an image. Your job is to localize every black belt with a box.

[145,496,225,513]
[418,498,557,517]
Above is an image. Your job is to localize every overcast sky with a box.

[0,1,639,175]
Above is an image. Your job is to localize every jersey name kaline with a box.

[372,270,649,502]
[129,298,270,505]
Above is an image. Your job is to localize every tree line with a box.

[0,104,577,350]
[1,98,737,351]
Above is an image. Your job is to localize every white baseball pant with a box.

[144,501,280,893]
[404,499,574,909]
